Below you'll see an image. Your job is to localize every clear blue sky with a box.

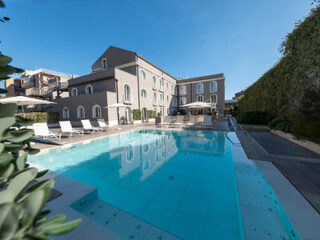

[0,0,313,99]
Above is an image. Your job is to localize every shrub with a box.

[0,103,81,239]
[268,117,291,132]
[234,111,271,125]
[147,110,155,119]
[16,112,59,123]
[133,109,142,120]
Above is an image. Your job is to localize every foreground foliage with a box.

[238,5,320,143]
[0,103,82,240]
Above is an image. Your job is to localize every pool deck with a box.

[30,120,320,240]
[237,130,320,239]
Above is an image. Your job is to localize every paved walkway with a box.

[237,130,320,213]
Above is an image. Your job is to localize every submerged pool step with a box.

[71,197,180,240]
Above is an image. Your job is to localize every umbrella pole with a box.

[22,105,25,118]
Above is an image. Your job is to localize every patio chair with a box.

[59,121,84,138]
[33,123,61,140]
[184,115,198,128]
[97,119,109,131]
[200,115,213,129]
[81,119,102,133]
[157,116,172,127]
[171,115,184,128]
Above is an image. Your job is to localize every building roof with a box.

[24,68,74,78]
[106,46,177,80]
[176,73,225,84]
[68,68,115,87]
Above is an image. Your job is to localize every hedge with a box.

[238,5,320,143]
[147,110,156,119]
[15,112,59,123]
[133,109,142,120]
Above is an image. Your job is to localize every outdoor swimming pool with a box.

[29,129,299,240]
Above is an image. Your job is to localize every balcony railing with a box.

[21,81,35,88]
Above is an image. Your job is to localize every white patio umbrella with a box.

[0,96,56,117]
[105,103,126,125]
[180,101,216,115]
[181,101,215,109]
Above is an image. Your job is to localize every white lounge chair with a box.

[97,119,109,131]
[81,119,102,133]
[200,115,213,128]
[33,123,61,140]
[157,116,172,127]
[185,115,198,128]
[171,115,184,128]
[59,121,84,138]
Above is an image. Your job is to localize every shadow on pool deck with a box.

[237,130,320,214]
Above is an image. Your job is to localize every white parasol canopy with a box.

[105,103,126,108]
[180,101,216,109]
[0,96,56,117]
[0,96,56,106]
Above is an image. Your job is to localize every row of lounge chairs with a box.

[32,119,109,140]
[158,115,214,129]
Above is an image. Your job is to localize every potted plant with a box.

[155,112,162,124]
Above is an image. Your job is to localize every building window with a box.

[197,83,204,94]
[71,88,78,96]
[210,81,217,92]
[124,84,131,102]
[141,89,147,98]
[179,97,186,106]
[152,76,157,89]
[197,95,203,102]
[85,84,93,94]
[172,96,177,106]
[167,95,169,101]
[210,94,217,103]
[62,107,69,119]
[140,70,146,80]
[92,105,101,118]
[159,93,164,105]
[102,58,107,69]
[153,92,157,105]
[179,85,186,95]
[125,107,132,123]
[77,106,85,118]
[166,82,168,88]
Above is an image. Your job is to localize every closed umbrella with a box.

[0,96,56,117]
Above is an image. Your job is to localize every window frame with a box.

[92,104,101,118]
[124,84,131,103]
[71,88,78,97]
[77,106,85,118]
[85,84,94,95]
[62,107,69,119]
[197,83,204,94]
[210,81,217,92]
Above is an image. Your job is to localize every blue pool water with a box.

[29,130,298,240]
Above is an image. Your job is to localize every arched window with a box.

[210,81,217,92]
[62,107,69,119]
[77,106,85,118]
[92,105,101,118]
[152,76,157,89]
[197,83,203,94]
[85,84,93,94]
[71,88,78,96]
[102,58,107,69]
[153,92,157,105]
[141,89,147,98]
[140,70,146,80]
[210,94,217,103]
[179,85,186,95]
[124,84,131,102]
